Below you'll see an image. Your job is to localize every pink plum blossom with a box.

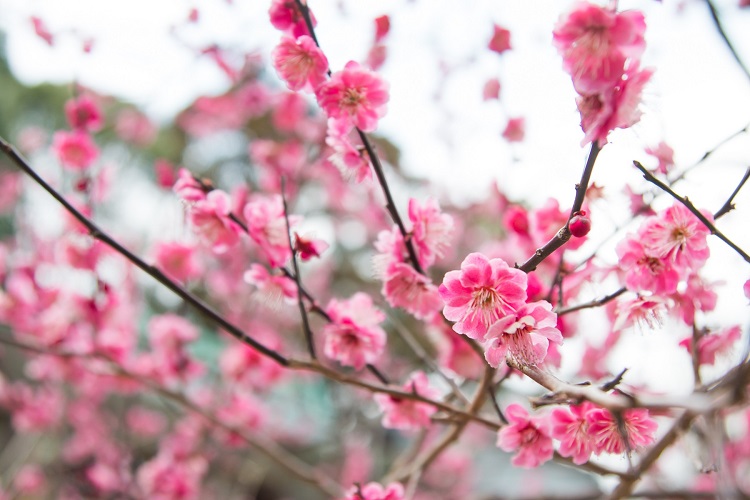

[244,264,297,306]
[551,403,595,464]
[645,141,675,175]
[326,125,372,182]
[115,109,156,146]
[613,295,667,331]
[639,202,711,272]
[65,95,103,132]
[439,252,527,340]
[173,169,206,202]
[294,232,329,260]
[680,325,741,366]
[382,262,443,320]
[316,61,389,133]
[484,300,563,367]
[616,236,680,295]
[553,2,646,94]
[137,452,207,500]
[343,481,404,500]
[408,197,454,269]
[745,279,750,301]
[586,407,657,455]
[577,63,653,146]
[502,117,525,142]
[189,190,241,253]
[243,194,299,267]
[488,24,512,54]
[220,339,285,390]
[323,293,386,370]
[374,371,439,431]
[496,404,554,468]
[272,35,329,92]
[269,0,316,38]
[482,78,501,100]
[374,15,391,43]
[52,130,99,171]
[30,16,54,46]
[153,242,203,283]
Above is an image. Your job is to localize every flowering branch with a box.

[633,160,750,264]
[518,141,601,272]
[0,333,344,497]
[293,0,426,275]
[280,177,316,359]
[0,136,290,367]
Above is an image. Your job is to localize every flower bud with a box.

[569,211,591,238]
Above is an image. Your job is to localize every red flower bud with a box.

[569,210,591,238]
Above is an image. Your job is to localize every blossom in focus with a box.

[52,131,99,171]
[316,61,389,133]
[439,252,527,340]
[323,293,386,370]
[374,371,438,431]
[639,202,711,272]
[496,404,554,468]
[272,35,329,92]
[616,236,680,295]
[484,300,563,367]
[553,2,646,94]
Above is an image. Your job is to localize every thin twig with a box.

[292,0,425,275]
[713,166,750,219]
[556,287,627,316]
[633,161,750,264]
[518,141,601,273]
[281,177,316,359]
[704,0,750,83]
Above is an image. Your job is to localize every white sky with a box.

[1,0,749,392]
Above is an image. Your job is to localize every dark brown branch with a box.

[713,166,750,219]
[281,177,316,359]
[518,141,601,273]
[0,136,289,367]
[292,0,425,275]
[633,161,750,264]
[556,286,627,316]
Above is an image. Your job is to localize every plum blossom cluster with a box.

[439,252,563,367]
[374,198,454,320]
[615,201,714,325]
[498,403,657,468]
[553,2,652,145]
[269,0,390,182]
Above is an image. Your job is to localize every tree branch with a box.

[633,160,750,264]
[0,136,290,367]
[518,141,601,273]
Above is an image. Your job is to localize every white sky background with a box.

[1,0,750,432]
